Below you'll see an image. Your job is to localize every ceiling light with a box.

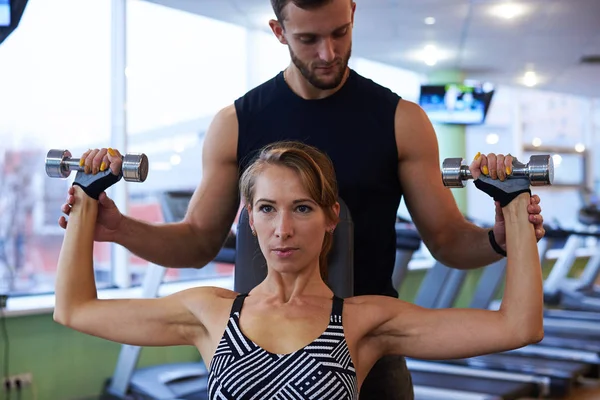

[532,137,542,147]
[575,143,586,153]
[482,82,495,93]
[552,154,562,166]
[424,17,436,25]
[486,133,500,145]
[523,71,537,87]
[170,154,182,165]
[492,2,526,19]
[423,45,439,66]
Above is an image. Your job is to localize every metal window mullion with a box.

[110,0,130,289]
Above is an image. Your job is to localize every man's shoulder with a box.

[235,72,285,114]
[349,69,402,104]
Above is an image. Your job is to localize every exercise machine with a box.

[543,206,600,313]
[392,223,547,399]
[411,259,593,397]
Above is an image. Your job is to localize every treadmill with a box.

[472,258,600,364]
[544,206,600,313]
[486,222,600,340]
[392,227,547,399]
[103,190,235,400]
[407,261,592,398]
[505,221,600,340]
[474,260,600,369]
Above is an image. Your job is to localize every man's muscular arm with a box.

[395,100,515,269]
[113,105,241,268]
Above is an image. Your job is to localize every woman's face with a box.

[250,164,333,275]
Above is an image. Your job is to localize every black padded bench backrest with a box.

[235,198,354,298]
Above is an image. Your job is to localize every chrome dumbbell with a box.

[45,149,149,182]
[442,155,554,188]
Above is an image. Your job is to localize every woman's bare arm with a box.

[53,185,206,346]
[362,193,543,360]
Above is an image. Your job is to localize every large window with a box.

[124,0,249,284]
[0,0,111,295]
[245,28,290,89]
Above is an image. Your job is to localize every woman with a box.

[54,141,543,399]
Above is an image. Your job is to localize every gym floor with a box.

[521,381,600,400]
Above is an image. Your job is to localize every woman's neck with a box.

[253,266,333,304]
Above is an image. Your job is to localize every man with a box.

[60,0,545,398]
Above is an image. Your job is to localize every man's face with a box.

[277,0,355,90]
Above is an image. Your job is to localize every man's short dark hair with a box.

[271,0,335,23]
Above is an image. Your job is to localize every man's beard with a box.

[289,46,352,90]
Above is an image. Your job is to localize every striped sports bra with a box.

[207,294,358,399]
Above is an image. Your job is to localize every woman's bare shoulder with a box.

[175,286,240,308]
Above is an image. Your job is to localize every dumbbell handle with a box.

[60,158,87,170]
[451,163,538,181]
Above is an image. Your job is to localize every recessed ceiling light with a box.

[486,133,500,145]
[424,17,436,25]
[170,154,182,165]
[552,154,562,166]
[423,45,439,66]
[492,2,526,19]
[575,143,586,153]
[523,71,538,87]
[532,137,542,147]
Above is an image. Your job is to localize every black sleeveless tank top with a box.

[235,69,402,297]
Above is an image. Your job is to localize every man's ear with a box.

[269,19,288,44]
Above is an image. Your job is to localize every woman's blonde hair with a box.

[239,141,339,279]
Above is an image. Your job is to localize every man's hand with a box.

[470,152,545,251]
[58,148,125,242]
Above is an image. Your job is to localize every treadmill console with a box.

[160,190,236,263]
[160,190,194,223]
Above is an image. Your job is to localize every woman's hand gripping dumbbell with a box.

[443,153,547,248]
[45,148,148,183]
[442,152,553,206]
[443,153,554,188]
[50,147,145,235]
[46,147,148,200]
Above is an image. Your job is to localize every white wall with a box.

[465,87,598,228]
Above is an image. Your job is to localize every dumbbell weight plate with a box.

[528,155,554,186]
[45,149,72,179]
[442,158,469,188]
[122,153,149,182]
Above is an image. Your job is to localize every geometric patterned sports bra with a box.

[207,293,358,399]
